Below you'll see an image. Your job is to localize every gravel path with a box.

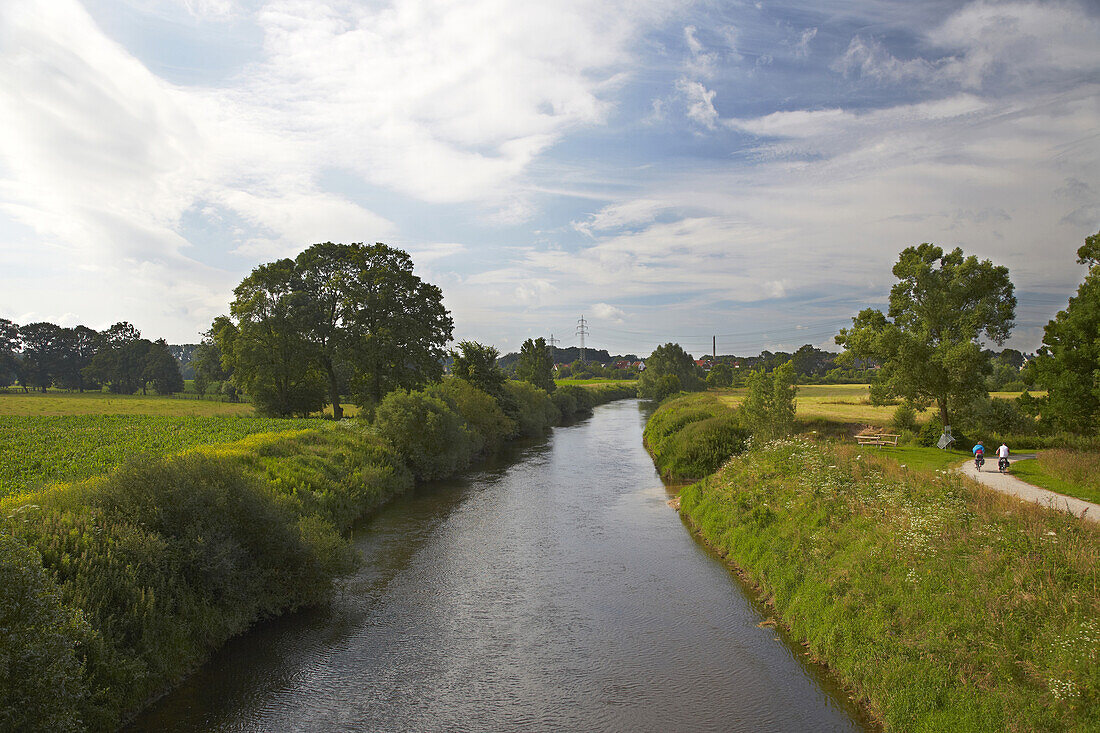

[959,454,1099,524]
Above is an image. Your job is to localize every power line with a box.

[576,315,590,363]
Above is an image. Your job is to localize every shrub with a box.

[0,533,86,733]
[427,379,515,454]
[638,373,682,401]
[917,419,970,450]
[502,381,560,437]
[891,403,919,432]
[653,413,751,479]
[373,389,477,480]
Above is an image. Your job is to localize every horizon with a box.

[2,0,1098,356]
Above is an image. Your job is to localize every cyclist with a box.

[972,441,985,471]
[997,442,1010,473]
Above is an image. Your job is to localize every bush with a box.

[892,403,919,432]
[917,419,970,450]
[638,373,682,401]
[502,381,560,437]
[4,454,337,728]
[373,389,477,480]
[427,379,515,454]
[0,533,86,733]
[654,413,751,479]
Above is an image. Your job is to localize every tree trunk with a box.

[324,357,342,420]
[938,398,949,429]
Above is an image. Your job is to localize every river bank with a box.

[0,381,633,731]
[129,399,868,732]
[645,394,1100,732]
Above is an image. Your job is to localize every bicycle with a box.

[998,456,1009,474]
[974,454,984,472]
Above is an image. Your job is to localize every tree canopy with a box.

[1028,230,1100,432]
[638,343,703,400]
[516,337,555,393]
[836,244,1015,428]
[214,242,453,417]
[450,340,506,399]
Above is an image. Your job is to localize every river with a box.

[130,399,868,732]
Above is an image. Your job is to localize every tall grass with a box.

[678,439,1099,732]
[1011,450,1100,505]
[643,393,750,480]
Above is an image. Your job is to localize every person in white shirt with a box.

[997,443,1010,472]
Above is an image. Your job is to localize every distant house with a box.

[633,361,645,371]
[614,360,631,370]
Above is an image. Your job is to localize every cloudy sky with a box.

[1,0,1097,356]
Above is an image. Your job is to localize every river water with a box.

[130,399,867,732]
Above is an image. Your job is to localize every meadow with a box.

[717,384,1037,427]
[1011,450,1100,505]
[0,389,254,416]
[0,414,317,497]
[678,437,1099,732]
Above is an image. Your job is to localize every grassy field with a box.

[717,384,1038,427]
[0,415,317,497]
[0,390,255,416]
[1011,450,1100,505]
[677,436,1099,732]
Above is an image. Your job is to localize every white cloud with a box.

[591,302,626,322]
[832,36,936,82]
[675,78,719,129]
[793,27,817,58]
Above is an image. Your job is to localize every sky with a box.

[0,0,1098,357]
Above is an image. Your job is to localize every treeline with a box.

[0,320,183,395]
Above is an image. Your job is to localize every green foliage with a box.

[449,341,506,400]
[958,396,1037,439]
[0,415,317,498]
[426,379,515,454]
[679,439,1099,732]
[891,403,919,432]
[917,419,970,450]
[740,361,798,439]
[216,243,453,417]
[705,362,733,388]
[0,533,86,733]
[373,389,476,480]
[502,380,560,436]
[516,337,555,393]
[836,244,1016,427]
[638,343,703,400]
[142,339,184,395]
[643,393,750,480]
[1028,230,1100,433]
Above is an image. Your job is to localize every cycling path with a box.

[960,455,1099,525]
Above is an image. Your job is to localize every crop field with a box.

[0,415,317,498]
[0,389,255,416]
[717,384,1038,427]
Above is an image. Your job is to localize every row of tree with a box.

[837,233,1100,434]
[0,320,183,395]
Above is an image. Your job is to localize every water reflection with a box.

[130,400,867,732]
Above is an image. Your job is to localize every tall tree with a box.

[295,242,358,419]
[450,341,506,399]
[191,333,231,395]
[54,326,99,392]
[0,318,20,387]
[638,342,703,400]
[836,244,1015,428]
[217,260,326,417]
[740,360,798,439]
[515,337,555,393]
[143,339,185,395]
[1028,230,1100,432]
[85,322,147,394]
[344,243,453,408]
[18,322,64,392]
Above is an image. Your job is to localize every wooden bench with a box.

[855,433,900,447]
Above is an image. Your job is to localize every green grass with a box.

[857,445,973,472]
[677,437,1099,732]
[1011,451,1100,505]
[0,390,255,416]
[0,415,317,497]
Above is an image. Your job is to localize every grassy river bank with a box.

[0,381,634,731]
[645,393,1099,733]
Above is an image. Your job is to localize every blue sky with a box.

[1,0,1097,356]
